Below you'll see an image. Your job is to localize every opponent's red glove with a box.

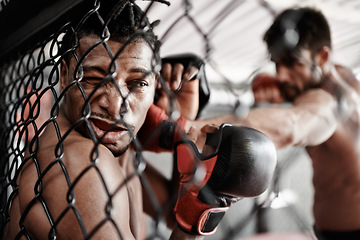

[173,124,277,235]
[252,73,284,104]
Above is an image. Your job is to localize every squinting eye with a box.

[128,80,148,89]
[137,81,148,87]
[82,77,102,85]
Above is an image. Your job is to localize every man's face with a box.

[273,48,321,101]
[61,36,157,156]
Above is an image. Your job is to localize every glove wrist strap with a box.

[196,207,228,235]
[159,116,186,149]
[176,206,228,236]
[175,191,228,236]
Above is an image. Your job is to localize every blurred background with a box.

[141,0,360,239]
[139,0,360,81]
[1,0,359,239]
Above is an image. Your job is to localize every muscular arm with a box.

[188,88,338,149]
[142,163,176,227]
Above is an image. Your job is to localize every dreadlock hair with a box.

[60,0,161,66]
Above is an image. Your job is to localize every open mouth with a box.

[91,118,124,132]
[89,118,128,143]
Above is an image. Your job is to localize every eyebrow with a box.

[82,65,154,78]
[82,65,108,75]
[130,68,154,77]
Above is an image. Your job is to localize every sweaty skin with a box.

[6,36,206,240]
[308,65,360,231]
[6,37,156,240]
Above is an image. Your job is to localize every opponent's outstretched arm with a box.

[188,84,338,149]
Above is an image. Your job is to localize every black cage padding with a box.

[0,0,85,62]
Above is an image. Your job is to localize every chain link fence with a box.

[0,0,333,239]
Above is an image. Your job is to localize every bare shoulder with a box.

[294,88,336,107]
[18,127,134,239]
[335,64,360,92]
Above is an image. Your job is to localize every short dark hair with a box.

[60,1,161,65]
[263,7,331,61]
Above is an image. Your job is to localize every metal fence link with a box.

[0,0,320,239]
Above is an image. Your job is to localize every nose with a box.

[276,64,291,84]
[97,83,128,118]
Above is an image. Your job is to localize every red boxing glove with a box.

[174,143,229,236]
[174,124,277,235]
[138,104,187,152]
[252,73,284,104]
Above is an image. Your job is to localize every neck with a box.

[117,147,143,177]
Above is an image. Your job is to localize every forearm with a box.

[240,107,297,148]
[189,90,338,149]
[187,107,295,149]
[142,163,178,228]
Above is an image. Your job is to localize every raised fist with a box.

[252,73,284,104]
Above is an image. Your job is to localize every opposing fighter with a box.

[192,7,360,240]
